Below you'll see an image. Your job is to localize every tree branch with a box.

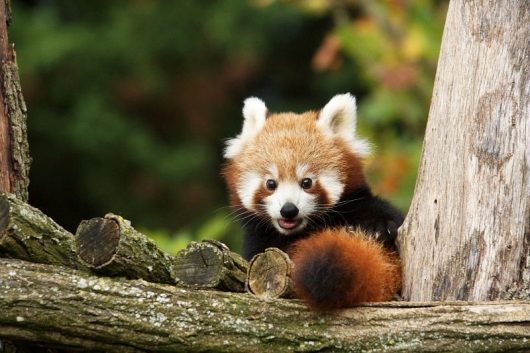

[0,258,529,353]
[0,192,86,270]
[76,214,176,284]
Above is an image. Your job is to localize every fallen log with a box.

[173,240,248,291]
[76,213,176,284]
[0,258,529,353]
[246,247,293,299]
[0,192,87,270]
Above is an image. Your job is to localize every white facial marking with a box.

[224,97,268,159]
[319,171,344,204]
[296,163,310,180]
[237,171,262,211]
[267,164,279,180]
[264,181,317,234]
[317,93,371,157]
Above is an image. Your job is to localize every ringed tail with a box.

[289,228,401,311]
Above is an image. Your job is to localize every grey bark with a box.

[0,0,30,201]
[398,0,530,301]
[76,214,176,284]
[173,240,248,291]
[0,192,87,271]
[0,258,529,353]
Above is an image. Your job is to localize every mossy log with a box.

[246,247,294,299]
[0,192,86,270]
[173,240,248,291]
[76,213,175,284]
[0,258,529,353]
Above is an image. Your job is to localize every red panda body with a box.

[223,94,403,310]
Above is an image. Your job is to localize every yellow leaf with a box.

[402,27,424,60]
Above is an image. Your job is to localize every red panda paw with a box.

[288,228,401,311]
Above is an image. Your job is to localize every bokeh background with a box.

[11,0,448,253]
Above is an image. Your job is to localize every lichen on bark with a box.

[0,258,529,353]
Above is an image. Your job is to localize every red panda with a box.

[222,93,403,310]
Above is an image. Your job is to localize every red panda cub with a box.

[223,94,403,310]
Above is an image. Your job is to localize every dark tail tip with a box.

[289,228,401,311]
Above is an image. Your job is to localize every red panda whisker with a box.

[310,209,347,228]
[225,207,251,216]
[248,210,274,232]
[216,210,253,224]
[308,213,328,229]
[317,197,366,208]
[209,206,253,221]
[234,213,260,223]
[240,214,263,230]
[227,210,249,219]
[228,204,265,223]
[213,205,243,212]
[226,208,256,219]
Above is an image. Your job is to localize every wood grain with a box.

[173,240,248,291]
[398,0,530,301]
[246,247,293,299]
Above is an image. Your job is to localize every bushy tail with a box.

[288,228,401,311]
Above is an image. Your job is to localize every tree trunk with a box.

[398,0,530,301]
[0,0,30,202]
[1,258,529,353]
[0,3,33,350]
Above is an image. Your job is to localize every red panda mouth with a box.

[278,218,302,230]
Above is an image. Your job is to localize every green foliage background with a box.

[11,0,447,254]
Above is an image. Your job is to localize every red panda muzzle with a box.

[288,228,401,311]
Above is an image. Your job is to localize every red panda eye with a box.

[301,178,312,189]
[266,179,277,191]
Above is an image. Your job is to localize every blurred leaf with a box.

[11,0,446,254]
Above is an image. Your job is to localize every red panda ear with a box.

[317,93,370,156]
[224,97,268,158]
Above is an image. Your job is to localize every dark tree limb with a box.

[0,192,86,271]
[246,247,294,299]
[173,240,248,291]
[0,258,529,353]
[0,0,30,201]
[76,214,176,284]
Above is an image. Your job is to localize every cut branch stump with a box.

[246,247,294,299]
[76,213,176,284]
[173,240,248,291]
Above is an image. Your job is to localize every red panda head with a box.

[223,94,370,235]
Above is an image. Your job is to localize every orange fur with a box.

[223,111,365,208]
[222,97,403,310]
[289,228,401,310]
[222,161,241,207]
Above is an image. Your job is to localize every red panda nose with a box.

[280,202,299,219]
